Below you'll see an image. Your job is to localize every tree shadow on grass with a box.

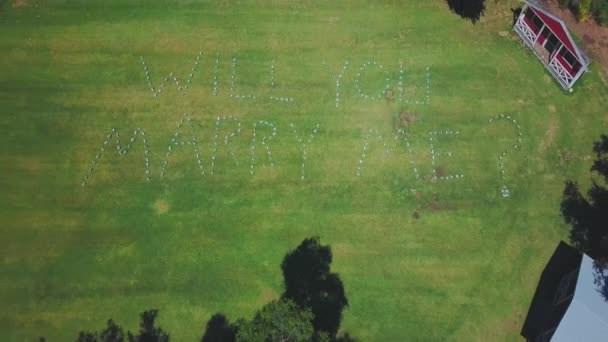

[200,314,236,342]
[561,134,608,302]
[128,309,169,342]
[77,319,125,342]
[280,237,349,339]
[446,0,486,24]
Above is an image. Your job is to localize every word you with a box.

[139,52,431,107]
[81,114,523,197]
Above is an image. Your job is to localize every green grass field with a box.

[2,0,608,340]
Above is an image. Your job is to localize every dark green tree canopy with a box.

[201,314,236,342]
[236,299,314,342]
[562,134,608,263]
[282,237,332,303]
[77,319,125,342]
[127,310,169,342]
[202,237,355,341]
[74,238,355,341]
[77,332,98,342]
[447,0,486,23]
[281,237,348,338]
[562,134,608,301]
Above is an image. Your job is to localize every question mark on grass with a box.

[487,114,523,198]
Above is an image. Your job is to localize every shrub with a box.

[592,0,608,24]
[579,0,592,22]
[558,0,576,9]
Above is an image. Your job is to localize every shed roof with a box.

[523,0,590,69]
[552,255,608,341]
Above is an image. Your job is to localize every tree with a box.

[77,319,125,342]
[70,237,356,340]
[201,314,236,342]
[236,299,314,342]
[561,134,608,263]
[559,0,608,25]
[128,310,169,342]
[446,0,486,23]
[101,320,126,342]
[78,332,98,342]
[562,134,608,302]
[281,237,348,338]
[594,266,608,302]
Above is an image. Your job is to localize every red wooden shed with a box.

[513,0,590,91]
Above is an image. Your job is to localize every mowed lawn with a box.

[1,0,608,341]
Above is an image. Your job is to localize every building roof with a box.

[523,0,590,69]
[552,255,608,342]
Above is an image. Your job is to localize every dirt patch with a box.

[333,242,355,257]
[500,308,526,334]
[498,30,512,39]
[414,192,455,212]
[385,89,394,101]
[12,0,30,8]
[548,104,556,113]
[584,33,596,45]
[543,0,608,78]
[400,112,417,127]
[14,157,44,174]
[259,287,278,303]
[558,149,574,166]
[427,202,450,211]
[402,85,418,96]
[153,199,169,215]
[435,166,446,178]
[538,117,559,153]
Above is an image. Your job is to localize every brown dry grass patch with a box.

[538,116,559,153]
[12,0,30,8]
[259,286,278,303]
[14,157,45,174]
[154,199,169,215]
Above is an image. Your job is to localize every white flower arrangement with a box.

[290,123,320,180]
[140,51,202,98]
[356,128,399,177]
[160,113,205,178]
[250,120,277,175]
[488,114,523,198]
[353,61,390,101]
[399,65,431,105]
[81,127,151,188]
[428,130,464,182]
[213,53,220,96]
